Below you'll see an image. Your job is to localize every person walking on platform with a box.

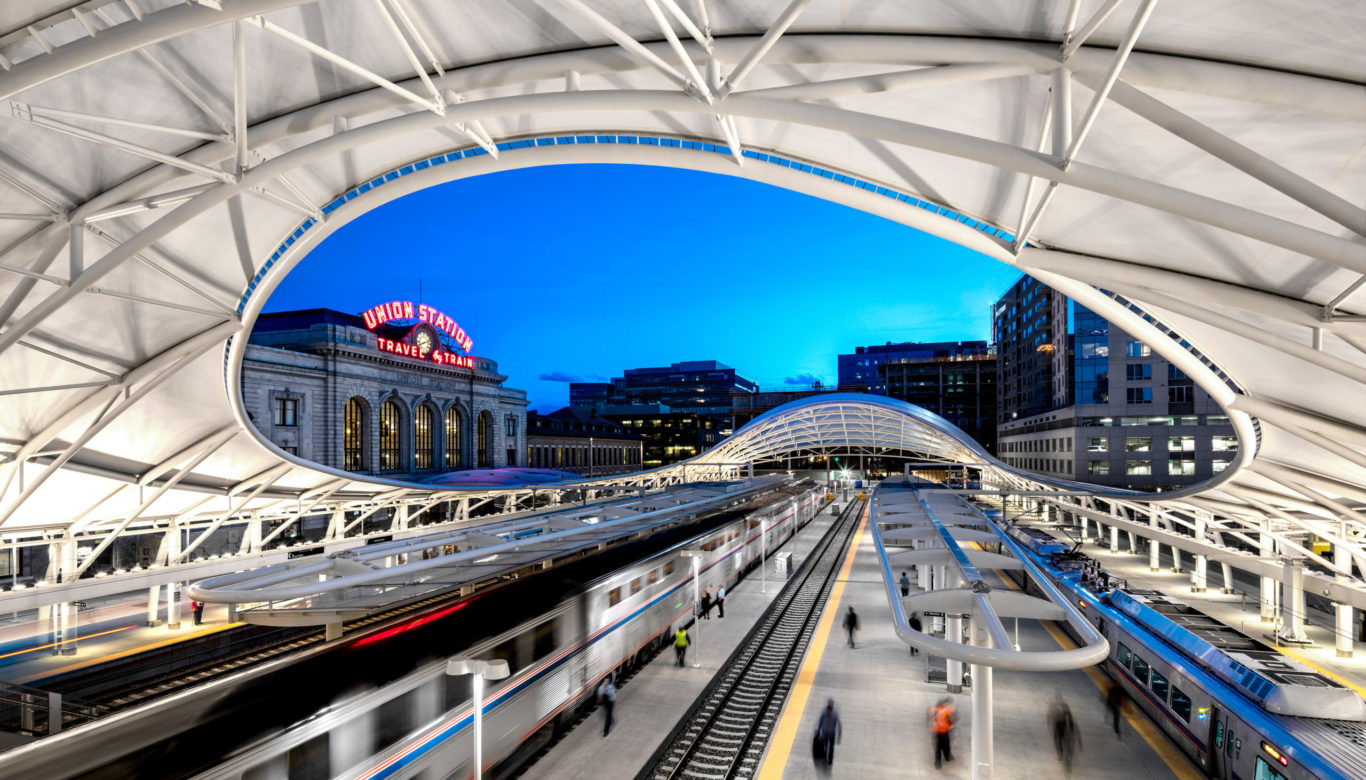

[899,571,912,597]
[674,626,690,667]
[814,698,841,768]
[715,584,726,618]
[908,612,923,655]
[191,600,204,626]
[843,606,859,648]
[931,698,955,768]
[1050,695,1082,772]
[597,673,617,737]
[1106,680,1124,736]
[700,588,713,619]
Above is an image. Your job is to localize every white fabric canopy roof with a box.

[0,2,1361,583]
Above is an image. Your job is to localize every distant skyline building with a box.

[992,277,1236,490]
[526,408,643,476]
[571,360,758,417]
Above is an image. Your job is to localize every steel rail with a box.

[639,498,861,780]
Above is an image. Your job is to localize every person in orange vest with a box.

[931,697,956,768]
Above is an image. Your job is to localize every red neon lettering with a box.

[363,310,377,329]
[403,301,414,318]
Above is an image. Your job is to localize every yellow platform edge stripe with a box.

[15,621,243,684]
[756,503,869,780]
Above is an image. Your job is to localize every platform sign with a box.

[287,546,324,559]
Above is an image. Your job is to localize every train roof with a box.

[1111,589,1365,722]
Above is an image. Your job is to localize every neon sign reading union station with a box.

[362,299,475,369]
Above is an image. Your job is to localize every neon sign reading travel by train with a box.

[361,300,473,353]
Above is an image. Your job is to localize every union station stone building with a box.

[241,307,527,478]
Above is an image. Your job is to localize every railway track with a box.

[637,497,863,780]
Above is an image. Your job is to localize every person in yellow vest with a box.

[674,626,690,667]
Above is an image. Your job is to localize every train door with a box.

[1206,704,1223,779]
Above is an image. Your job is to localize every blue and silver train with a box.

[992,511,1366,780]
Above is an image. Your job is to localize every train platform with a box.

[1029,520,1366,697]
[751,505,1194,780]
[518,498,843,780]
[520,498,1197,780]
[0,594,239,686]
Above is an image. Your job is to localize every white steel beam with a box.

[81,184,215,223]
[245,15,444,115]
[371,0,444,111]
[739,63,1038,101]
[1063,0,1158,168]
[21,104,226,143]
[11,107,235,183]
[1061,0,1125,60]
[719,0,811,96]
[554,0,686,88]
[233,19,248,177]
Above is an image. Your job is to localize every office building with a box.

[993,278,1236,490]
[570,360,758,417]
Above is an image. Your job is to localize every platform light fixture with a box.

[679,549,706,668]
[445,656,511,780]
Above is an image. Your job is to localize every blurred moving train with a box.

[3,480,823,780]
[992,510,1365,780]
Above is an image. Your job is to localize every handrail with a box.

[872,484,1109,671]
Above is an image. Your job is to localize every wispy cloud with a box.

[783,373,825,386]
[538,371,605,383]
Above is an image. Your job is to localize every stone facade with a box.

[526,408,643,477]
[241,309,526,478]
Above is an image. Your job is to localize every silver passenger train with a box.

[191,484,825,780]
[995,514,1366,780]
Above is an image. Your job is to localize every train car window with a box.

[609,587,622,607]
[1226,729,1236,758]
[532,620,556,662]
[649,569,659,585]
[287,733,330,780]
[631,577,642,595]
[1214,720,1225,750]
[1131,655,1150,686]
[1149,670,1170,704]
[487,638,518,676]
[1253,757,1287,780]
[1169,686,1191,722]
[444,672,473,708]
[664,561,674,576]
[376,690,415,750]
[1117,642,1132,669]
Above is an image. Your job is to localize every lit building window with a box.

[1212,435,1238,451]
[477,411,493,467]
[344,397,366,471]
[445,407,463,468]
[1126,460,1152,475]
[380,400,401,471]
[414,405,434,470]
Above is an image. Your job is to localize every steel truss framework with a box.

[0,2,1362,618]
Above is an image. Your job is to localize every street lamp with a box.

[679,549,705,668]
[445,656,511,780]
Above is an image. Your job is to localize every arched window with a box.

[414,405,434,470]
[444,407,463,469]
[380,400,401,471]
[344,397,366,471]
[477,411,493,468]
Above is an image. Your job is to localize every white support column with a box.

[1335,576,1355,658]
[1220,562,1235,594]
[1193,511,1209,592]
[1169,544,1182,574]
[166,581,181,630]
[395,504,409,533]
[1280,558,1309,642]
[1080,516,1090,542]
[946,613,964,693]
[1260,534,1277,621]
[1109,525,1119,554]
[147,585,161,626]
[970,617,994,780]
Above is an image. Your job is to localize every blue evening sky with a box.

[264,164,1023,412]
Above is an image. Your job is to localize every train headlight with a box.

[1261,742,1289,767]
